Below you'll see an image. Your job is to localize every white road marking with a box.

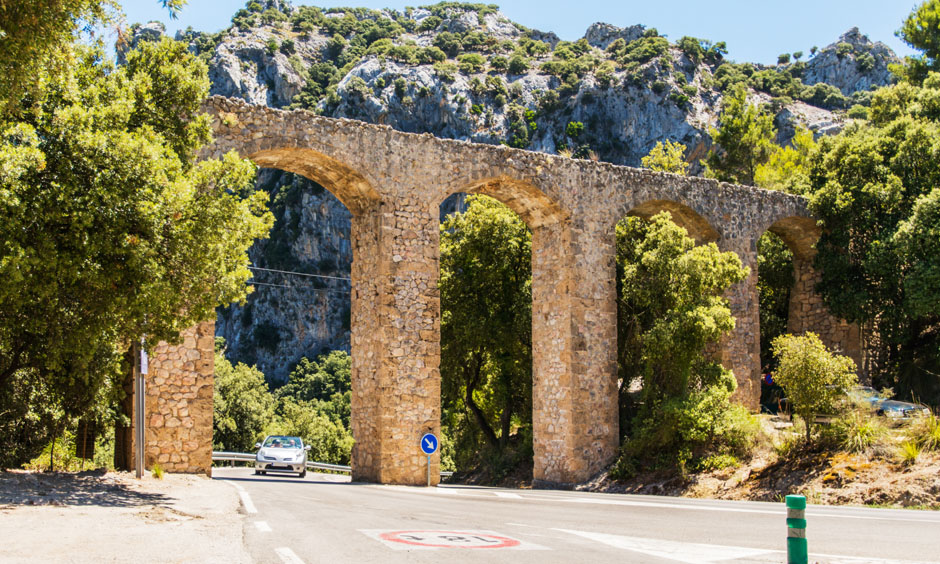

[494,492,522,499]
[554,528,778,563]
[222,480,257,514]
[238,490,257,514]
[254,520,272,532]
[274,546,305,564]
[435,487,458,494]
[557,496,939,523]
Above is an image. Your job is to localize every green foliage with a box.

[771,333,858,442]
[614,213,750,473]
[440,195,532,468]
[754,126,817,193]
[896,0,940,83]
[756,232,794,369]
[809,74,940,401]
[847,104,870,119]
[778,53,791,65]
[608,34,669,66]
[705,84,777,185]
[508,54,530,74]
[0,39,273,439]
[830,409,886,453]
[836,42,854,58]
[269,397,353,464]
[277,351,351,428]
[565,121,584,138]
[457,53,486,74]
[641,140,689,174]
[151,463,165,479]
[265,38,278,55]
[213,351,275,452]
[0,0,118,115]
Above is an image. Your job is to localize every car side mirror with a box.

[255,443,262,449]
[304,445,311,451]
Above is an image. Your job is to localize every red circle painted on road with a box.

[379,530,521,549]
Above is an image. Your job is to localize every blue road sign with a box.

[420,433,438,455]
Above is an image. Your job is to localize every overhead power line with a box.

[248,265,351,282]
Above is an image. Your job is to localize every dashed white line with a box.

[238,490,258,514]
[275,546,305,564]
[254,520,272,532]
[495,492,522,499]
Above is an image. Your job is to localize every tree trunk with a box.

[113,350,135,472]
[465,352,499,450]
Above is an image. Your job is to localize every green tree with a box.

[0,0,185,115]
[213,352,275,452]
[0,39,273,464]
[440,194,532,468]
[269,397,353,464]
[895,0,940,84]
[641,140,689,175]
[754,126,817,194]
[705,84,776,185]
[771,332,858,442]
[615,213,751,473]
[809,72,940,401]
[277,351,351,428]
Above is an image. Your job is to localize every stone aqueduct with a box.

[134,97,860,485]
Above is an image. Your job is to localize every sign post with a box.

[135,340,148,479]
[419,433,438,487]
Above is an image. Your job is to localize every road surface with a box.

[212,467,940,564]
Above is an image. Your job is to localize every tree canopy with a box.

[705,84,776,185]
[439,194,532,472]
[615,212,752,473]
[0,37,273,461]
[809,71,940,401]
[641,140,689,175]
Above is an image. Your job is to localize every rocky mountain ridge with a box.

[126,2,899,382]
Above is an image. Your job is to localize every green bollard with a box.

[786,494,808,564]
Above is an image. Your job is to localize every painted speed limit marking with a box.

[361,530,546,550]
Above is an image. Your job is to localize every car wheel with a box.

[254,469,260,475]
[259,470,266,475]
[299,469,307,478]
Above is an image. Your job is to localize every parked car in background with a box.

[848,386,932,419]
[254,435,310,477]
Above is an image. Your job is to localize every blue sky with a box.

[120,0,920,65]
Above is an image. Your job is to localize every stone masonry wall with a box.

[142,321,215,475]
[185,96,836,485]
[789,257,863,367]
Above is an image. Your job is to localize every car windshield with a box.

[263,436,302,448]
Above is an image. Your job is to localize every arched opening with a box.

[212,147,379,471]
[436,176,564,484]
[757,216,820,415]
[614,200,749,474]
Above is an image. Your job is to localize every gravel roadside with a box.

[0,470,249,564]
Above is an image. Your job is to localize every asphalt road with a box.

[212,467,940,564]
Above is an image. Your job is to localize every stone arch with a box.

[440,175,569,228]
[626,199,720,244]
[247,148,380,216]
[761,215,862,369]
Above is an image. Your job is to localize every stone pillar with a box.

[719,240,762,410]
[532,219,618,486]
[788,257,862,367]
[349,200,441,485]
[144,321,215,475]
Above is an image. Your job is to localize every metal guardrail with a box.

[212,451,453,477]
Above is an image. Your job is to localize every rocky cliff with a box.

[130,1,898,382]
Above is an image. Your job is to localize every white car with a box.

[254,435,310,478]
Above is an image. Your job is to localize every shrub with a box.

[508,55,529,74]
[151,463,165,479]
[771,332,858,443]
[899,439,921,466]
[265,39,278,56]
[565,121,583,138]
[847,104,869,119]
[279,39,295,55]
[457,53,486,74]
[489,55,508,71]
[777,53,791,65]
[836,42,854,58]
